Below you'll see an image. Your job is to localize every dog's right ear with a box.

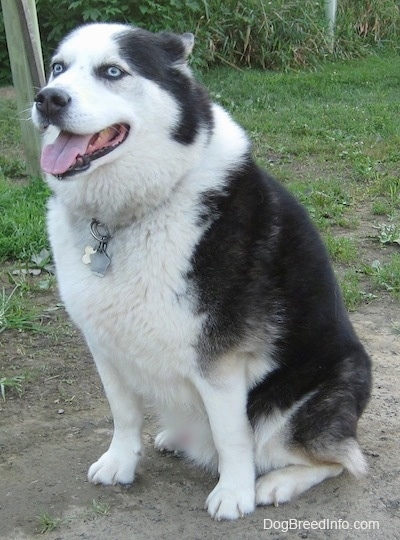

[181,33,195,58]
[157,31,195,65]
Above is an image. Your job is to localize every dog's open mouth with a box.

[40,124,130,178]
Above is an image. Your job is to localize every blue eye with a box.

[107,66,122,78]
[52,63,65,76]
[99,65,125,80]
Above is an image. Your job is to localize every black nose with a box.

[34,88,71,120]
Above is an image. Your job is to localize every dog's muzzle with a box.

[33,88,130,179]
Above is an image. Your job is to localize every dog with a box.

[31,22,371,520]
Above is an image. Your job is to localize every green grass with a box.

[340,269,378,312]
[91,499,111,517]
[0,97,49,262]
[0,374,25,401]
[0,286,40,333]
[0,176,49,262]
[0,99,24,157]
[0,53,399,318]
[37,511,63,534]
[368,254,400,299]
[203,55,400,164]
[287,178,354,230]
[323,234,359,265]
[203,54,400,307]
[34,500,111,534]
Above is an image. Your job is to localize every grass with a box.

[91,499,111,516]
[0,175,49,262]
[37,511,63,534]
[323,235,359,265]
[0,53,399,324]
[0,97,50,262]
[202,53,399,310]
[203,55,400,164]
[35,500,110,534]
[0,286,40,333]
[367,254,400,299]
[0,374,25,401]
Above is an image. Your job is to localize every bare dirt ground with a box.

[1,284,399,540]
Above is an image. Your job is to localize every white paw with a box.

[256,469,300,507]
[256,464,344,507]
[88,448,140,485]
[154,429,192,454]
[256,465,312,506]
[154,430,179,453]
[206,481,255,520]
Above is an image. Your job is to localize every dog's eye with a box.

[52,63,65,76]
[107,66,122,78]
[99,65,125,80]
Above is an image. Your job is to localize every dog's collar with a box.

[81,219,113,277]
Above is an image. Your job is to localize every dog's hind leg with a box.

[256,433,368,506]
[87,349,144,486]
[256,463,343,506]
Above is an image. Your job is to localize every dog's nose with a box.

[34,88,71,119]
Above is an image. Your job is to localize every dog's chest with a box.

[48,200,204,380]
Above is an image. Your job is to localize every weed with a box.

[91,499,111,516]
[373,223,400,246]
[369,254,400,298]
[37,511,63,534]
[0,374,25,401]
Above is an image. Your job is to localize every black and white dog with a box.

[32,23,371,520]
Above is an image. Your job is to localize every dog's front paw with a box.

[206,481,255,520]
[88,449,140,485]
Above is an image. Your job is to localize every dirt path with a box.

[1,293,399,539]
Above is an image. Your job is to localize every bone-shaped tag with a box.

[82,246,96,264]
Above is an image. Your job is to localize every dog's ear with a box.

[181,33,195,58]
[158,32,195,65]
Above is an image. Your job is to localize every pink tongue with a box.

[41,131,93,175]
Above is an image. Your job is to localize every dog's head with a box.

[32,23,213,219]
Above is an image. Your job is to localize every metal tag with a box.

[90,248,111,277]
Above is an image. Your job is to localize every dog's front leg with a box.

[194,355,256,520]
[87,353,143,486]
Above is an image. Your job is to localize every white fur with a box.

[256,464,344,507]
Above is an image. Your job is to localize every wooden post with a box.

[2,0,45,177]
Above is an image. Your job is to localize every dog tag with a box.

[82,246,96,264]
[90,247,111,277]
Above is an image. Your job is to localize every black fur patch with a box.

[115,28,213,144]
[190,158,371,444]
